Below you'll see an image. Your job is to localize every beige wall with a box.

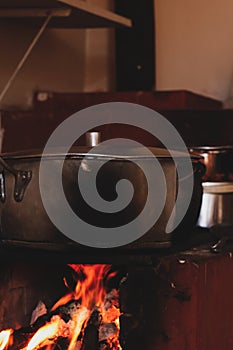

[155,0,233,104]
[84,0,115,92]
[0,0,115,109]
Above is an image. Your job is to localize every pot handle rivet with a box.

[14,170,32,202]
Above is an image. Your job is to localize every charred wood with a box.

[81,307,101,350]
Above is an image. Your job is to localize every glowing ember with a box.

[0,265,122,350]
[0,329,12,350]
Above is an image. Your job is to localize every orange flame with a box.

[72,264,111,309]
[52,264,112,311]
[0,265,121,350]
[26,317,60,350]
[67,307,90,350]
[51,265,120,348]
[0,329,12,350]
[51,293,74,311]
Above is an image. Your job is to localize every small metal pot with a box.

[198,182,233,228]
[189,145,233,182]
[0,147,204,249]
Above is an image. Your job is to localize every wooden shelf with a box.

[33,90,223,111]
[0,0,132,28]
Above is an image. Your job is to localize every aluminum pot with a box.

[198,182,233,228]
[189,145,233,182]
[0,147,204,249]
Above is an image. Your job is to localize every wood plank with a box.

[0,8,71,17]
[0,0,132,28]
[58,0,132,27]
[33,91,223,111]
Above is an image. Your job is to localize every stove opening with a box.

[0,264,126,350]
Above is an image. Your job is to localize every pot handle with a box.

[193,161,206,177]
[0,157,32,202]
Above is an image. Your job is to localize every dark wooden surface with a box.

[1,245,233,349]
[1,90,231,153]
[33,90,223,111]
[120,248,233,350]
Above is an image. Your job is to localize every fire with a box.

[67,307,90,350]
[0,264,122,350]
[26,317,60,350]
[71,264,111,308]
[52,265,114,311]
[0,329,12,350]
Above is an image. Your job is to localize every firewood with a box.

[6,288,121,350]
[104,289,119,310]
[8,330,33,350]
[29,299,81,330]
[30,301,47,325]
[81,307,101,350]
[99,323,118,343]
[54,300,81,323]
[53,336,70,349]
[8,301,84,350]
[99,340,111,350]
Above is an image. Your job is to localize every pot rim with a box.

[190,145,233,154]
[203,181,233,194]
[1,146,202,161]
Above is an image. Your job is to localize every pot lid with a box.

[190,145,233,153]
[1,146,202,161]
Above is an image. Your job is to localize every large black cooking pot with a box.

[0,147,204,249]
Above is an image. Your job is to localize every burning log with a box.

[81,307,101,350]
[99,342,110,350]
[0,265,122,350]
[8,330,33,350]
[52,336,71,350]
[99,322,118,342]
[99,323,120,350]
[54,300,82,323]
[8,303,86,350]
[29,299,82,331]
[30,301,47,326]
[0,329,13,350]
[6,295,121,350]
[98,289,121,350]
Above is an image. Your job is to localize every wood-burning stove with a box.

[0,227,215,350]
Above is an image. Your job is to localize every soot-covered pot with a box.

[0,146,204,249]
